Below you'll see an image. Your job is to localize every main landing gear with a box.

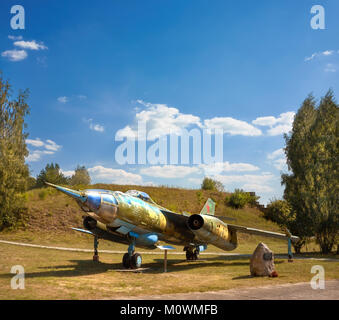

[184,246,199,261]
[122,241,142,269]
[93,236,99,262]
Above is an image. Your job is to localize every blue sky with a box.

[1,0,338,204]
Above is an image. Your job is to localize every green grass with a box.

[0,243,338,300]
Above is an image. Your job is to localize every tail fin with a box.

[200,198,215,215]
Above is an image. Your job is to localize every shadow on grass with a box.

[232,275,254,280]
[0,254,285,280]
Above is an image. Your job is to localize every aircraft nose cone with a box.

[86,193,101,211]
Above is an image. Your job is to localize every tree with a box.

[36,163,69,187]
[0,73,30,230]
[201,177,225,192]
[225,189,258,209]
[70,165,91,186]
[282,91,338,254]
[263,199,304,252]
[307,91,338,253]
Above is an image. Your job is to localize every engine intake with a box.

[83,216,97,230]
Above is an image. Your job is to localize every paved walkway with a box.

[120,280,339,300]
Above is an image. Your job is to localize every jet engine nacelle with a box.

[187,214,237,251]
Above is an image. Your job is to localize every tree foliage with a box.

[0,73,30,230]
[282,91,339,254]
[70,165,91,186]
[225,189,259,209]
[201,177,225,192]
[36,163,69,187]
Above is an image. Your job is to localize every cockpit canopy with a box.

[125,190,155,204]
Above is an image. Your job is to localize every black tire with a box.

[122,253,131,269]
[186,250,193,261]
[130,253,142,269]
[193,250,198,260]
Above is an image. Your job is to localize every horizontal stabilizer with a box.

[213,215,237,222]
[71,227,94,236]
[157,245,176,250]
[228,224,300,243]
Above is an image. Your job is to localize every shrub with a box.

[264,199,292,225]
[225,189,257,209]
[38,190,48,200]
[201,177,224,192]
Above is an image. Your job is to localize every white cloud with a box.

[271,158,287,171]
[304,50,337,62]
[267,148,287,171]
[213,173,274,185]
[44,139,62,152]
[203,117,262,136]
[252,111,295,136]
[199,161,259,175]
[90,123,104,132]
[26,138,45,148]
[206,172,276,195]
[78,95,87,100]
[84,118,105,132]
[267,148,284,160]
[116,126,136,139]
[25,138,62,162]
[324,63,337,73]
[88,166,143,185]
[117,100,262,140]
[242,183,273,193]
[140,165,200,178]
[57,96,68,103]
[8,35,23,40]
[26,150,54,162]
[1,49,27,61]
[117,100,201,140]
[61,170,75,178]
[14,40,48,50]
[187,177,203,185]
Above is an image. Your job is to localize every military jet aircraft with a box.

[45,182,299,269]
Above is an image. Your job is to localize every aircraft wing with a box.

[227,224,300,243]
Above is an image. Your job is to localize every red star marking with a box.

[206,204,210,212]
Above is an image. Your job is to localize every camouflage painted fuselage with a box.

[81,189,237,251]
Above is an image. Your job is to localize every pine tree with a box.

[70,165,91,186]
[36,163,69,187]
[0,73,30,230]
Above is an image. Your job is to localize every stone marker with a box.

[250,242,276,277]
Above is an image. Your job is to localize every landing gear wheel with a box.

[122,253,131,269]
[186,250,193,261]
[193,250,199,260]
[130,253,142,269]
